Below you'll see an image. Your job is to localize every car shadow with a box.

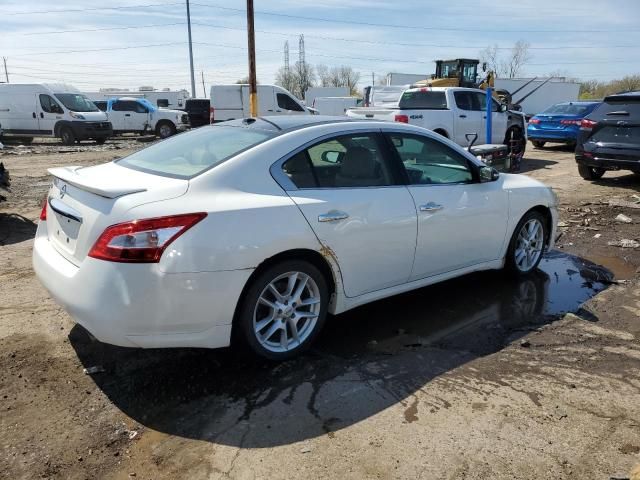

[70,251,611,448]
[593,173,640,191]
[519,157,559,173]
[0,213,37,246]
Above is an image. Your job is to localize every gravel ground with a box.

[0,138,639,480]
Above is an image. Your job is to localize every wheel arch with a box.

[433,128,449,138]
[230,248,340,337]
[521,205,553,246]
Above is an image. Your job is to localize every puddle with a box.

[322,250,612,356]
[584,254,636,280]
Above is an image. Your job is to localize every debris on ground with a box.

[594,233,602,239]
[607,239,640,249]
[615,214,633,223]
[300,445,312,453]
[520,340,531,348]
[82,365,105,375]
[609,198,640,209]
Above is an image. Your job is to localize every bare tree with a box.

[480,40,531,78]
[316,64,332,87]
[235,76,250,84]
[313,64,361,94]
[291,61,315,99]
[274,67,297,95]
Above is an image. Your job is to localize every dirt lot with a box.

[1,139,639,480]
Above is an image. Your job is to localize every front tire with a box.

[95,137,106,145]
[505,211,547,275]
[578,164,605,180]
[532,140,545,149]
[238,260,329,360]
[155,121,176,139]
[59,127,76,146]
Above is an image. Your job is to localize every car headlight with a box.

[69,112,85,120]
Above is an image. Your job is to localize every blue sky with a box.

[3,0,640,96]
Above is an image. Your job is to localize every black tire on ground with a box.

[20,137,34,145]
[532,140,546,149]
[59,127,75,146]
[578,164,605,180]
[237,260,329,361]
[505,210,548,276]
[155,121,176,139]
[95,138,106,145]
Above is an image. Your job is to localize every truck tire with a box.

[156,121,176,139]
[95,138,106,145]
[578,164,605,181]
[532,140,545,149]
[59,126,76,146]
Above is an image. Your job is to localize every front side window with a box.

[117,125,274,179]
[282,133,397,188]
[277,93,304,112]
[134,102,148,114]
[54,93,99,112]
[475,92,500,112]
[39,94,63,114]
[388,133,473,185]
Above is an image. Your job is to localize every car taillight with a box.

[209,106,215,123]
[528,118,540,124]
[39,198,47,221]
[88,213,207,263]
[581,118,597,129]
[395,115,409,123]
[561,119,582,125]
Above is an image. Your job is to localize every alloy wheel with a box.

[252,271,321,353]
[514,218,544,272]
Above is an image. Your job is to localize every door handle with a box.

[32,112,36,118]
[459,114,467,118]
[318,210,349,222]
[419,202,444,213]
[125,113,131,117]
[40,112,44,118]
[267,109,274,112]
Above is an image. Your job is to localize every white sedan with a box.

[33,116,558,360]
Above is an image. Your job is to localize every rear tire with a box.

[532,140,545,149]
[95,138,106,145]
[237,260,329,361]
[578,164,605,180]
[20,137,34,145]
[59,127,75,146]
[505,211,547,276]
[155,121,176,139]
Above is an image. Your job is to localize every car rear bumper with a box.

[70,121,113,140]
[527,126,578,143]
[32,223,252,349]
[575,154,640,172]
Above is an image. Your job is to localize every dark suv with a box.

[183,98,210,128]
[575,91,640,180]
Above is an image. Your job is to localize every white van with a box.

[312,96,358,116]
[0,83,112,145]
[209,84,312,122]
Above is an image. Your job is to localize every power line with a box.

[190,3,640,34]
[6,2,182,15]
[20,22,186,36]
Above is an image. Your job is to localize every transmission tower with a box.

[284,40,289,74]
[298,34,305,65]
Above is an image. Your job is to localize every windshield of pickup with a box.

[399,91,448,110]
[54,93,99,112]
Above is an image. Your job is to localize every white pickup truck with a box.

[347,87,526,148]
[94,97,189,138]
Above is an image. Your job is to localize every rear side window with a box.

[112,101,138,112]
[591,99,640,120]
[277,93,304,112]
[282,133,397,188]
[156,99,169,108]
[117,126,274,179]
[399,91,447,110]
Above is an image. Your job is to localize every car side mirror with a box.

[500,104,508,113]
[479,165,499,182]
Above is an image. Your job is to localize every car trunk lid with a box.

[46,162,189,266]
[535,113,582,130]
[585,120,640,161]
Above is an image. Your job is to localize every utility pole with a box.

[246,0,257,117]
[201,70,206,97]
[186,0,196,97]
[2,57,8,83]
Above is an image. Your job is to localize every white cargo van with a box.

[0,83,112,145]
[209,84,311,122]
[312,96,358,116]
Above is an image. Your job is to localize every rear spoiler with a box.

[48,166,147,199]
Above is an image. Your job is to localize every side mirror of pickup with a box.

[500,104,508,113]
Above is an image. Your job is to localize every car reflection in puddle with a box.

[71,251,612,447]
[323,250,611,356]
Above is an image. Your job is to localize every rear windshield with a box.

[541,103,597,116]
[54,93,99,112]
[117,125,274,179]
[591,99,640,119]
[399,91,447,110]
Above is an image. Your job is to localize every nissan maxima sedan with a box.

[33,116,558,360]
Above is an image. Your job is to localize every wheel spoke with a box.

[299,297,320,307]
[296,311,318,319]
[515,248,526,266]
[280,325,289,349]
[255,312,276,332]
[268,283,285,302]
[291,275,309,303]
[259,296,277,309]
[260,321,281,343]
[287,317,300,344]
[285,272,298,298]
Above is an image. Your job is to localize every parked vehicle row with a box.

[33,116,558,360]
